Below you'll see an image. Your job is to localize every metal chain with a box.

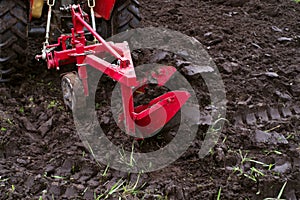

[45,0,55,45]
[42,0,56,59]
[87,0,96,31]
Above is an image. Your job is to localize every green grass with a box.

[217,187,222,200]
[94,173,146,199]
[19,107,25,113]
[230,150,277,183]
[118,142,136,168]
[11,185,15,192]
[102,164,110,177]
[47,100,58,109]
[263,181,287,200]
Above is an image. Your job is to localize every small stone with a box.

[265,72,279,78]
[255,130,270,143]
[38,117,53,136]
[83,189,94,200]
[78,176,90,183]
[275,91,292,100]
[246,113,256,125]
[273,162,292,173]
[271,26,283,33]
[0,88,11,98]
[45,165,55,173]
[198,114,212,125]
[277,37,293,42]
[256,109,269,122]
[87,179,99,188]
[20,117,37,132]
[63,186,77,198]
[49,182,61,196]
[74,184,85,191]
[293,105,300,114]
[281,107,293,118]
[149,51,171,63]
[268,107,281,120]
[183,65,214,75]
[221,63,233,74]
[234,115,244,125]
[204,32,213,37]
[16,158,27,165]
[102,116,110,124]
[255,130,288,145]
[215,147,225,162]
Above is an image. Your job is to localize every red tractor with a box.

[0,0,141,82]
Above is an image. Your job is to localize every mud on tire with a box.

[0,0,28,82]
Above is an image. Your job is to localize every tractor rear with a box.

[0,0,140,82]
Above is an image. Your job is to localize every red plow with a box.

[35,5,190,137]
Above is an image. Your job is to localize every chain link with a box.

[47,0,55,6]
[88,0,95,8]
[88,0,97,31]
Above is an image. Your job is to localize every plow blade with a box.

[133,90,190,137]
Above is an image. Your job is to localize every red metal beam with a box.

[85,55,137,87]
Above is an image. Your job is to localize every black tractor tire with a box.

[0,0,28,83]
[97,0,141,39]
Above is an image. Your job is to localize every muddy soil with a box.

[0,0,300,199]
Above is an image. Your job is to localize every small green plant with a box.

[51,175,65,180]
[264,125,281,133]
[0,177,9,182]
[95,178,125,199]
[118,143,136,168]
[286,133,295,140]
[217,187,222,200]
[47,100,58,109]
[19,107,25,113]
[95,173,145,199]
[0,127,7,131]
[95,103,101,110]
[264,150,283,156]
[87,143,102,169]
[230,150,275,182]
[11,185,15,192]
[6,118,13,125]
[264,181,287,200]
[122,173,146,197]
[102,164,109,177]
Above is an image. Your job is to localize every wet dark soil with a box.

[1,0,300,199]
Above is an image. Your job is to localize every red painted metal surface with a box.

[134,91,190,136]
[29,0,34,20]
[38,5,190,138]
[94,0,116,20]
